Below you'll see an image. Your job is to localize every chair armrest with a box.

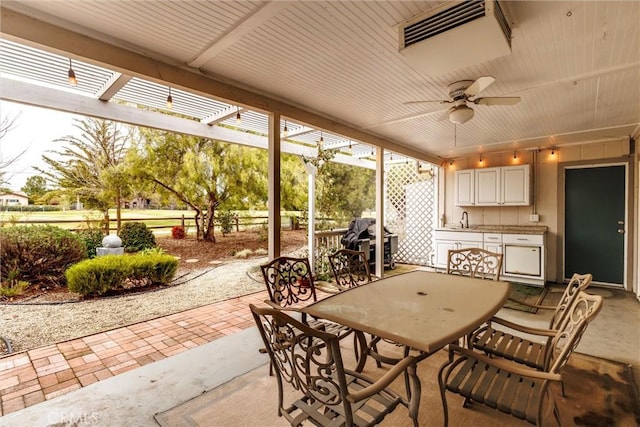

[345,355,417,403]
[449,344,562,382]
[263,299,302,313]
[489,316,557,337]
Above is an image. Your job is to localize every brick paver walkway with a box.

[0,290,268,416]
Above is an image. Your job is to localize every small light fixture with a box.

[236,107,242,124]
[318,131,324,148]
[551,148,555,156]
[348,140,352,152]
[67,59,77,86]
[449,159,454,166]
[166,87,173,109]
[389,153,394,161]
[513,151,518,160]
[479,155,484,165]
[283,120,288,137]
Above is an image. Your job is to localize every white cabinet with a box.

[475,167,501,206]
[433,229,546,286]
[482,233,503,254]
[433,230,483,268]
[501,165,530,205]
[454,169,475,206]
[455,165,530,207]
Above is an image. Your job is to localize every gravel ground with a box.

[0,257,270,354]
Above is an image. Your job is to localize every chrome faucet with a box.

[460,211,469,229]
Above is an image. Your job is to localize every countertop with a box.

[435,225,548,235]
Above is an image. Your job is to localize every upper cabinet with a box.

[455,164,530,206]
[454,169,475,206]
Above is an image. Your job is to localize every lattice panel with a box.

[385,163,437,265]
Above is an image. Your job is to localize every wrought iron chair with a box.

[250,304,421,427]
[470,273,592,365]
[260,256,367,371]
[446,247,504,281]
[328,249,372,291]
[438,291,603,427]
[468,272,592,396]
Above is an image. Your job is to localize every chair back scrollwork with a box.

[446,247,503,281]
[260,257,317,307]
[328,249,372,291]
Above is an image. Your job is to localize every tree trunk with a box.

[103,211,110,235]
[193,209,203,241]
[203,198,216,242]
[115,191,122,233]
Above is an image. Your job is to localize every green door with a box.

[565,165,625,285]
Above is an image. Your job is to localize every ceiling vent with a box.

[399,0,511,75]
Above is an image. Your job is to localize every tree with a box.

[37,118,131,232]
[130,128,268,242]
[21,175,48,203]
[316,162,375,221]
[0,114,27,189]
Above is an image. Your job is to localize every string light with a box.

[166,87,173,109]
[236,107,241,124]
[67,59,77,86]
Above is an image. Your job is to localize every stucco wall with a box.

[439,138,635,288]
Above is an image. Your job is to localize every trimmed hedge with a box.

[0,225,87,286]
[120,222,156,252]
[65,253,178,296]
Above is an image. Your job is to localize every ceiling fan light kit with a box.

[449,105,475,124]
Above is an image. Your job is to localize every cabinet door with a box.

[434,240,456,268]
[475,167,501,205]
[455,170,475,206]
[501,165,530,205]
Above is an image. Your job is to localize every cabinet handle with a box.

[516,238,529,241]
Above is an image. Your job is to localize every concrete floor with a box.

[1,284,638,427]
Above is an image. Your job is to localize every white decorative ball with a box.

[102,234,122,248]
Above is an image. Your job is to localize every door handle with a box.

[617,229,625,234]
[618,220,624,225]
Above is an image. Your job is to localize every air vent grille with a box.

[403,0,486,48]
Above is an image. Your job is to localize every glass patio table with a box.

[302,270,510,359]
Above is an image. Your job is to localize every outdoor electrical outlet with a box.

[529,214,540,222]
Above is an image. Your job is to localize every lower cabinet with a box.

[433,231,483,268]
[433,230,546,286]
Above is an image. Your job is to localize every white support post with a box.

[268,112,281,259]
[305,162,317,272]
[375,148,385,278]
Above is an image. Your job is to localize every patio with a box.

[1,273,638,426]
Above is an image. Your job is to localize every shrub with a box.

[66,253,178,296]
[0,225,87,286]
[76,229,105,258]
[0,268,29,297]
[119,222,156,252]
[171,225,186,239]
[217,210,235,236]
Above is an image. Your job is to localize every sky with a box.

[0,100,83,191]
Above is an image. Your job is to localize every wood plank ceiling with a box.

[1,0,639,161]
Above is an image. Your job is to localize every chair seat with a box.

[286,371,404,427]
[443,355,544,425]
[308,318,353,339]
[472,325,546,369]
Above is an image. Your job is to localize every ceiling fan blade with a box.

[464,76,496,97]
[474,96,521,106]
[403,100,450,105]
[438,107,454,122]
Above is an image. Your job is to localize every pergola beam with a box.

[1,78,376,171]
[96,72,132,101]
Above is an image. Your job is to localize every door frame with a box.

[558,159,633,290]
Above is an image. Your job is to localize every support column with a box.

[268,112,281,259]
[375,148,385,278]
[306,165,317,271]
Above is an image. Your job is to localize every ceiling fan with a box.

[405,76,521,124]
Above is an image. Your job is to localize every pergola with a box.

[0,37,435,276]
